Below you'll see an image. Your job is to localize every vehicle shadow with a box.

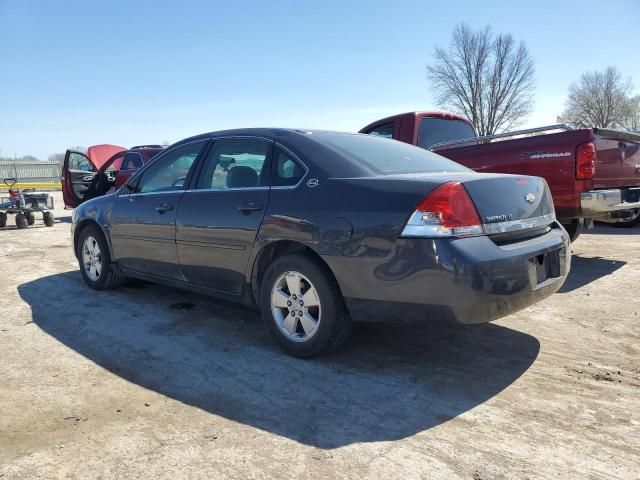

[588,224,640,236]
[558,255,626,293]
[18,271,540,449]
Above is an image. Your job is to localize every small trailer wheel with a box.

[43,211,55,227]
[0,212,6,228]
[25,211,35,225]
[15,213,28,229]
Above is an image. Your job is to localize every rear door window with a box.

[196,138,272,190]
[417,118,476,149]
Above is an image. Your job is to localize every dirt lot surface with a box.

[1,192,639,479]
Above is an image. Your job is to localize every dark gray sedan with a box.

[71,129,570,357]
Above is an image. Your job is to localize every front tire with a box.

[43,211,55,227]
[15,213,28,229]
[76,225,125,290]
[25,211,35,225]
[260,254,352,358]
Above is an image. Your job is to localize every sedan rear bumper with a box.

[337,226,570,324]
[581,188,640,215]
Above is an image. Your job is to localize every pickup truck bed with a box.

[360,112,640,234]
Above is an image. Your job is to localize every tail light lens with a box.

[401,182,483,238]
[576,142,596,179]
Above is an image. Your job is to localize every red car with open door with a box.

[62,145,164,208]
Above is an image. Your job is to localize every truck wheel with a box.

[76,224,125,290]
[562,219,583,243]
[0,212,6,228]
[260,253,352,358]
[610,209,640,228]
[43,211,55,227]
[25,211,35,225]
[15,213,28,229]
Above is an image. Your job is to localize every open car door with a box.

[61,144,125,208]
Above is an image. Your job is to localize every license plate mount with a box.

[533,249,561,285]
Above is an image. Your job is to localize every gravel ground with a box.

[1,192,638,479]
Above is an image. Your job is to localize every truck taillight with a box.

[401,182,483,238]
[576,141,596,180]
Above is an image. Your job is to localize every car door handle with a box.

[155,202,174,213]
[237,201,264,213]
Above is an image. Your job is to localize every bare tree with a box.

[427,24,535,136]
[562,67,632,128]
[621,95,640,131]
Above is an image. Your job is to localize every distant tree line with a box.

[427,24,638,134]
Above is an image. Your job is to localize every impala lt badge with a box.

[525,193,536,204]
[485,213,514,223]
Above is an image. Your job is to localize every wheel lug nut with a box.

[290,311,295,317]
[287,301,291,306]
[298,311,303,316]
[299,301,303,306]
[292,294,297,300]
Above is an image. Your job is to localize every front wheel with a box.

[43,211,55,227]
[260,254,352,358]
[76,225,125,290]
[15,213,28,229]
[25,211,35,225]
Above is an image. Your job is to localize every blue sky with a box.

[1,0,639,159]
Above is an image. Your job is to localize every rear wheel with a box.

[260,254,351,358]
[25,211,35,225]
[609,209,640,228]
[562,219,583,243]
[0,212,6,228]
[43,211,55,227]
[77,225,125,290]
[15,213,28,229]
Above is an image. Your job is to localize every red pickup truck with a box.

[360,112,640,238]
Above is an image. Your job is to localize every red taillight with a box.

[576,141,596,180]
[402,182,483,237]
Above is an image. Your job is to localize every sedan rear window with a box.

[318,133,470,175]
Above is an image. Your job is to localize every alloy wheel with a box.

[270,271,321,342]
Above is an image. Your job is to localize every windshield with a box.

[417,117,476,149]
[319,133,471,175]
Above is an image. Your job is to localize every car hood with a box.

[87,144,126,170]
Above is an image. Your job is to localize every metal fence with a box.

[0,161,62,190]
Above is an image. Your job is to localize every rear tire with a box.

[43,211,55,227]
[562,219,583,243]
[25,211,35,225]
[76,224,125,290]
[15,213,28,229]
[609,209,640,228]
[260,253,352,358]
[0,212,6,228]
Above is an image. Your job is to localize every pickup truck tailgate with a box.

[592,129,640,189]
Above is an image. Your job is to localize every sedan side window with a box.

[136,142,204,194]
[196,139,271,190]
[271,146,306,187]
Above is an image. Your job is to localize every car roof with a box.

[169,128,376,178]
